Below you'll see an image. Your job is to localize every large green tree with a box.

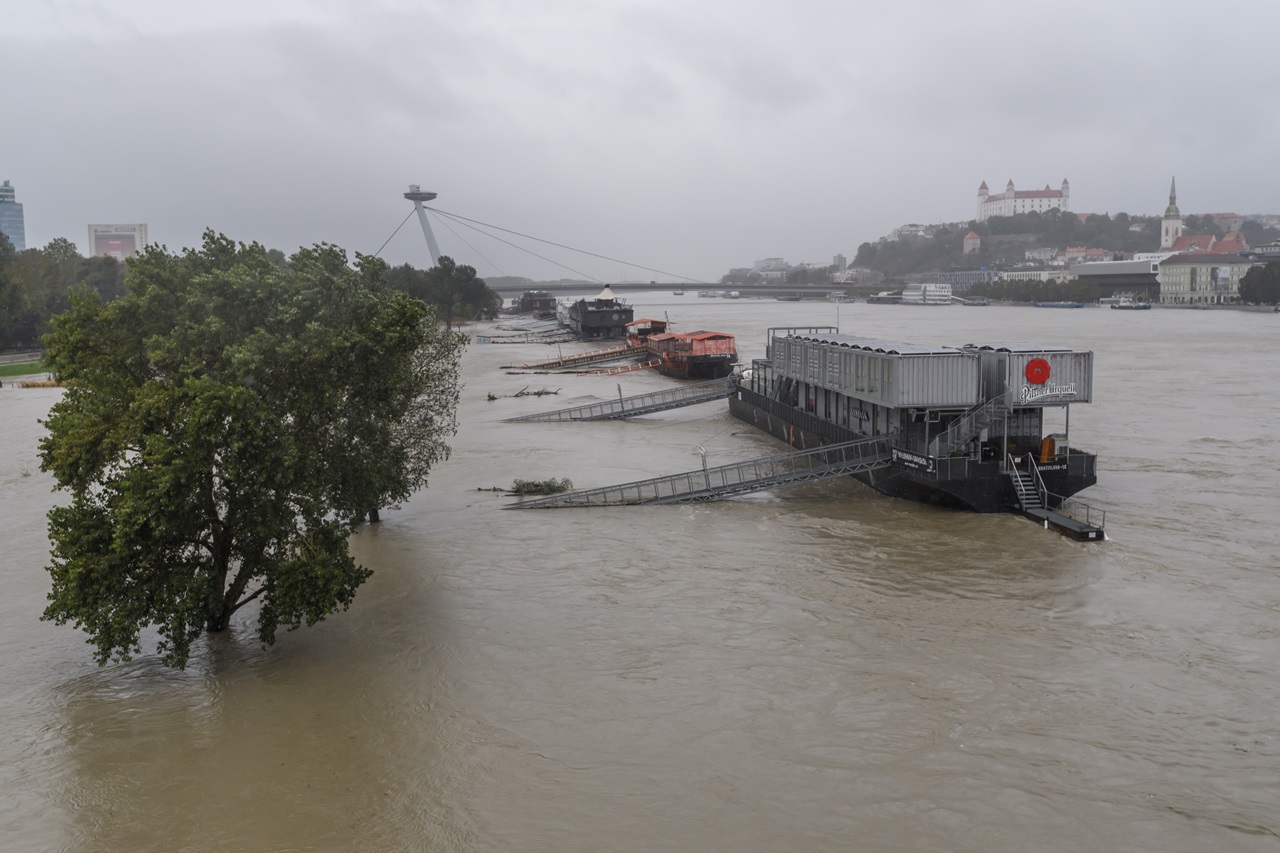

[1239,262,1280,305]
[39,231,466,667]
[385,255,501,325]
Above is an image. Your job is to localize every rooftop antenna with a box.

[403,185,441,266]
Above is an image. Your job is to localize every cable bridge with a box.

[504,379,735,422]
[507,436,892,508]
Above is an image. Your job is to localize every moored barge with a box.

[560,286,634,339]
[729,327,1099,516]
[627,319,738,380]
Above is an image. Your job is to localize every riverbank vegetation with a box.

[0,232,502,355]
[1239,262,1280,305]
[0,360,44,377]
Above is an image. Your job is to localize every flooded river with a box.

[2,297,1278,851]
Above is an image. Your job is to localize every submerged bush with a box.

[510,478,573,495]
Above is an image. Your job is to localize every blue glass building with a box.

[0,180,26,251]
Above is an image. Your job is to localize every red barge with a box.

[626,319,738,380]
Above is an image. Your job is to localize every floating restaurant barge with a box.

[729,327,1101,521]
[627,319,738,380]
[558,286,634,340]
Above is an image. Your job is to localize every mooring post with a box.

[699,444,710,490]
[618,383,625,412]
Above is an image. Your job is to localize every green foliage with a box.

[0,236,127,349]
[510,478,573,495]
[39,231,467,668]
[965,278,1101,304]
[1239,262,1280,305]
[385,255,502,325]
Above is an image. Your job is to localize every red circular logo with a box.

[1025,358,1051,384]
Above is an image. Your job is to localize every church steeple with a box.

[1164,176,1180,217]
[1161,176,1183,249]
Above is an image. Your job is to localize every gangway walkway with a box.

[578,359,661,376]
[505,343,647,371]
[504,379,735,422]
[507,436,892,507]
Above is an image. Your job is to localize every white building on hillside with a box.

[977,179,1070,221]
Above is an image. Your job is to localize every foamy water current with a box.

[1,297,1277,851]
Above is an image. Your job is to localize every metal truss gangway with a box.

[505,343,647,371]
[507,436,892,507]
[504,378,735,423]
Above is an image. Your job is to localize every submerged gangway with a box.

[507,436,892,507]
[506,343,647,371]
[578,359,662,376]
[504,379,735,422]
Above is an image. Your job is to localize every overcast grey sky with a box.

[6,0,1279,282]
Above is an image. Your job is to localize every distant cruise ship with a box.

[901,282,953,305]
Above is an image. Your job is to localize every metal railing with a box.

[505,379,735,422]
[508,435,892,508]
[733,386,864,446]
[927,398,1004,457]
[1016,452,1106,529]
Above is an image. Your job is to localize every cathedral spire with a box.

[1161,176,1183,249]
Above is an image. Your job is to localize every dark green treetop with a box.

[1239,262,1280,305]
[39,231,467,667]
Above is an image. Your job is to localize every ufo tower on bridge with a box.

[403,185,441,266]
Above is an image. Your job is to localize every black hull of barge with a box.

[728,395,1096,513]
[656,356,737,381]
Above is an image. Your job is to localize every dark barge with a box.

[729,327,1103,535]
[559,286,634,340]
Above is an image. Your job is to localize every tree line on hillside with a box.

[854,210,1276,280]
[0,231,501,350]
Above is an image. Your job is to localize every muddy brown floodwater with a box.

[1,297,1278,851]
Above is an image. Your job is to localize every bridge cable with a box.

[426,208,603,284]
[426,209,508,277]
[373,208,415,258]
[426,206,704,284]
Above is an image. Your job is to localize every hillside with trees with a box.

[853,210,1273,280]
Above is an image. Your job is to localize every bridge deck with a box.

[504,379,735,422]
[507,436,891,507]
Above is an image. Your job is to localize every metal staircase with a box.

[507,436,892,507]
[928,397,1006,457]
[1007,453,1106,541]
[504,379,736,422]
[1009,469,1043,511]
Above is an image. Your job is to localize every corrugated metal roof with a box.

[964,342,1073,353]
[790,332,961,356]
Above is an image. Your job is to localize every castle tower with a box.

[1061,178,1070,208]
[976,181,989,219]
[1160,177,1182,250]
